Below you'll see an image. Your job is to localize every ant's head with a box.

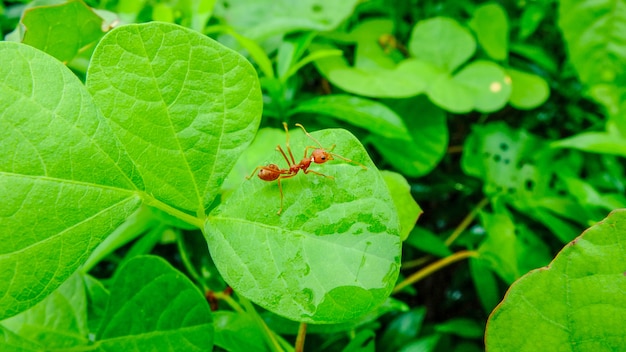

[311,149,334,164]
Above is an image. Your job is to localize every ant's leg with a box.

[246,166,264,179]
[304,169,335,179]
[277,178,283,215]
[275,172,299,215]
[282,122,297,165]
[329,152,368,170]
[276,145,293,167]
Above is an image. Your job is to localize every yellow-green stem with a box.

[444,198,489,246]
[393,250,479,294]
[294,322,307,352]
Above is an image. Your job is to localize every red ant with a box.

[246,123,367,214]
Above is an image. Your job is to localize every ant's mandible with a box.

[246,123,367,215]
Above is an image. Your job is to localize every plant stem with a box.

[392,250,479,294]
[215,292,245,313]
[175,230,209,292]
[444,197,489,246]
[140,192,204,228]
[294,322,307,352]
[239,297,290,352]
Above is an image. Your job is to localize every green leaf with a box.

[427,73,474,113]
[404,227,452,258]
[506,68,550,109]
[435,318,483,338]
[469,257,500,314]
[381,170,422,241]
[552,131,626,157]
[213,0,360,40]
[83,274,109,333]
[205,127,401,324]
[0,41,142,320]
[311,43,431,98]
[0,325,45,351]
[558,0,626,86]
[469,3,509,61]
[378,307,426,352]
[486,209,626,351]
[453,61,511,113]
[86,22,262,215]
[1,273,88,349]
[409,17,476,72]
[518,3,547,40]
[205,24,275,79]
[369,96,449,177]
[213,312,267,351]
[461,122,543,202]
[96,256,213,351]
[289,94,412,139]
[21,0,105,63]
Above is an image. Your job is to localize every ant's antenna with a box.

[295,123,325,149]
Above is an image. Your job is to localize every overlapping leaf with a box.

[0,41,142,320]
[1,22,262,320]
[87,23,262,215]
[205,127,401,323]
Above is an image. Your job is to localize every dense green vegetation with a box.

[2,0,626,351]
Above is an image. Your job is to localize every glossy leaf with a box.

[97,256,214,351]
[506,68,550,109]
[486,209,626,351]
[454,61,511,112]
[370,96,449,177]
[311,43,431,98]
[381,170,422,241]
[86,22,262,215]
[409,17,476,72]
[1,21,262,322]
[21,0,106,63]
[469,3,509,61]
[312,19,431,98]
[289,94,411,139]
[205,128,401,323]
[0,41,142,320]
[428,74,474,113]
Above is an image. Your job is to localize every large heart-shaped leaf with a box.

[0,41,141,320]
[1,22,262,320]
[87,23,262,215]
[205,127,401,323]
[486,209,626,351]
